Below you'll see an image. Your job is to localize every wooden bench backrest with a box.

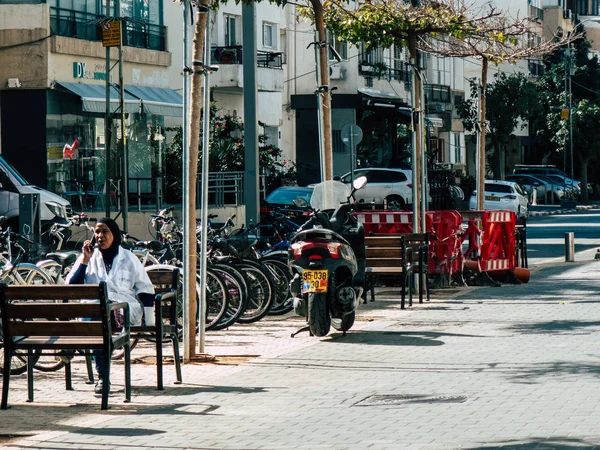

[0,283,109,338]
[365,235,406,267]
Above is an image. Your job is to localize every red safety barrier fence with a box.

[355,211,463,278]
[459,210,517,272]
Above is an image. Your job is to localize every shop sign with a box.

[73,62,108,81]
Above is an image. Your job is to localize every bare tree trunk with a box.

[408,33,421,232]
[185,0,209,359]
[310,0,333,180]
[477,57,488,210]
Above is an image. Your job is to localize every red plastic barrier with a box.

[355,210,463,277]
[355,211,430,235]
[428,210,464,277]
[459,210,517,272]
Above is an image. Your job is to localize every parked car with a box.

[0,155,71,234]
[505,174,565,204]
[260,186,313,232]
[543,174,581,198]
[468,180,529,219]
[513,165,581,194]
[338,168,414,210]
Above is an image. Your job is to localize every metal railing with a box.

[210,46,283,69]
[49,7,166,51]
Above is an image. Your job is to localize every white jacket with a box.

[67,247,155,326]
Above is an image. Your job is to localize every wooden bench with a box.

[0,282,131,410]
[365,233,430,309]
[84,267,183,390]
[365,235,409,309]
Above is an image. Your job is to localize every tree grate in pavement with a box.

[353,394,467,407]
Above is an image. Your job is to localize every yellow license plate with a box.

[485,195,501,201]
[302,269,328,293]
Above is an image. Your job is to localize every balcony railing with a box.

[50,7,166,51]
[211,45,283,69]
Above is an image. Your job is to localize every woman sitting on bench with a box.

[66,217,155,394]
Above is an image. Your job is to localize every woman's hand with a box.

[82,239,94,264]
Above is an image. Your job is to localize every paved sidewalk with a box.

[3,261,600,449]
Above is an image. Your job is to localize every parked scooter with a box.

[288,176,367,337]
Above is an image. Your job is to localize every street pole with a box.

[104,0,111,218]
[116,0,128,233]
[181,0,191,360]
[197,6,211,355]
[313,33,326,182]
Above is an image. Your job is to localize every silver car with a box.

[469,180,529,219]
[505,174,565,204]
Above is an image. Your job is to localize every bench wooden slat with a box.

[365,237,405,247]
[366,247,405,258]
[366,267,405,274]
[9,321,104,337]
[366,258,406,268]
[1,284,104,301]
[11,336,104,349]
[6,303,102,319]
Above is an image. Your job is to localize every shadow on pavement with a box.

[504,320,600,334]
[456,262,600,303]
[506,360,600,384]
[465,436,598,449]
[325,330,481,346]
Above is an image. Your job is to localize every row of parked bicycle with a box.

[0,204,302,375]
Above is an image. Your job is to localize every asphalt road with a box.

[526,209,600,266]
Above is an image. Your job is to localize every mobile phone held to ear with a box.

[87,235,97,251]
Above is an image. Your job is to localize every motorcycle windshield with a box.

[310,180,351,211]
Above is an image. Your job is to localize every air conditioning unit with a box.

[329,63,345,80]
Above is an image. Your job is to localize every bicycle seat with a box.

[135,240,164,252]
[46,251,79,268]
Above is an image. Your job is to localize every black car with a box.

[260,186,313,234]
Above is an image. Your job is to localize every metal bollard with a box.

[565,232,575,262]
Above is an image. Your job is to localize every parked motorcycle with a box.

[288,176,367,337]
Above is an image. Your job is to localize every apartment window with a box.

[360,42,384,65]
[430,55,450,86]
[224,15,240,46]
[328,33,347,60]
[450,132,464,164]
[263,22,276,49]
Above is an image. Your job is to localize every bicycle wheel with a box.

[132,249,160,267]
[261,258,293,315]
[204,268,229,330]
[15,263,55,285]
[234,259,275,324]
[209,264,249,330]
[0,264,53,374]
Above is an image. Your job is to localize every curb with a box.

[529,205,599,217]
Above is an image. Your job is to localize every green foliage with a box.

[163,105,295,203]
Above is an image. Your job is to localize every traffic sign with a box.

[102,19,121,47]
[341,124,363,147]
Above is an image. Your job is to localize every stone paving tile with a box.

[4,263,600,449]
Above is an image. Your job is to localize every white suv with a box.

[339,168,414,210]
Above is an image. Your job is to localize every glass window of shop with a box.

[46,91,165,208]
[46,90,107,198]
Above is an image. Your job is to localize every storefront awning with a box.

[124,85,183,117]
[426,115,443,128]
[56,82,141,114]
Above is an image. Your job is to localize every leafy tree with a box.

[164,106,294,203]
[457,72,538,178]
[539,29,600,202]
